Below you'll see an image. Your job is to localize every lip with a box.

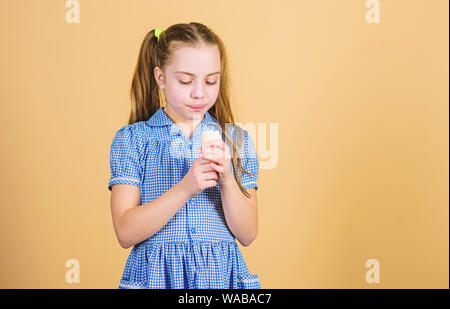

[188,104,206,111]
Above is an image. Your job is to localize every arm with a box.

[110,179,192,249]
[220,177,258,247]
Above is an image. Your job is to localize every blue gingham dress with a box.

[107,107,261,289]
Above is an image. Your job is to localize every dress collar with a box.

[146,107,220,140]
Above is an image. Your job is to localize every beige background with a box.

[0,0,448,288]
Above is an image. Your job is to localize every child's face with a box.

[157,44,221,121]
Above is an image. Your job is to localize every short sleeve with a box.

[107,125,142,191]
[238,129,259,191]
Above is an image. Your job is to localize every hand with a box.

[181,156,219,197]
[198,139,233,186]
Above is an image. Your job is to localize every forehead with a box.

[167,44,220,76]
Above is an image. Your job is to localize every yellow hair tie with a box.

[155,28,164,41]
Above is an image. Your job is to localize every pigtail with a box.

[128,29,163,124]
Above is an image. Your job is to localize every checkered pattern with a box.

[108,107,260,289]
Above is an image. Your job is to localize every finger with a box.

[198,160,215,171]
[210,141,229,156]
[223,143,231,156]
[202,146,224,157]
[203,140,224,153]
[209,162,225,174]
[201,153,222,165]
[198,158,211,165]
[199,145,219,156]
[204,171,219,180]
[205,179,218,187]
[204,139,223,147]
[213,140,224,149]
[197,147,210,157]
[219,140,226,151]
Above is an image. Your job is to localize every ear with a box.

[154,67,165,86]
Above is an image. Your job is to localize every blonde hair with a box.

[128,22,255,198]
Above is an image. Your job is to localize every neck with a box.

[163,106,204,139]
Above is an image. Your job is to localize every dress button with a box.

[191,227,196,234]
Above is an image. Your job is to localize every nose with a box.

[191,81,205,99]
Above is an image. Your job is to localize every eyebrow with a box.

[175,71,220,77]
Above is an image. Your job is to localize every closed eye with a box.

[179,81,217,85]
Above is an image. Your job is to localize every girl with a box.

[108,22,260,289]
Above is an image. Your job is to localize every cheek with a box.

[164,86,187,105]
[208,85,220,101]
